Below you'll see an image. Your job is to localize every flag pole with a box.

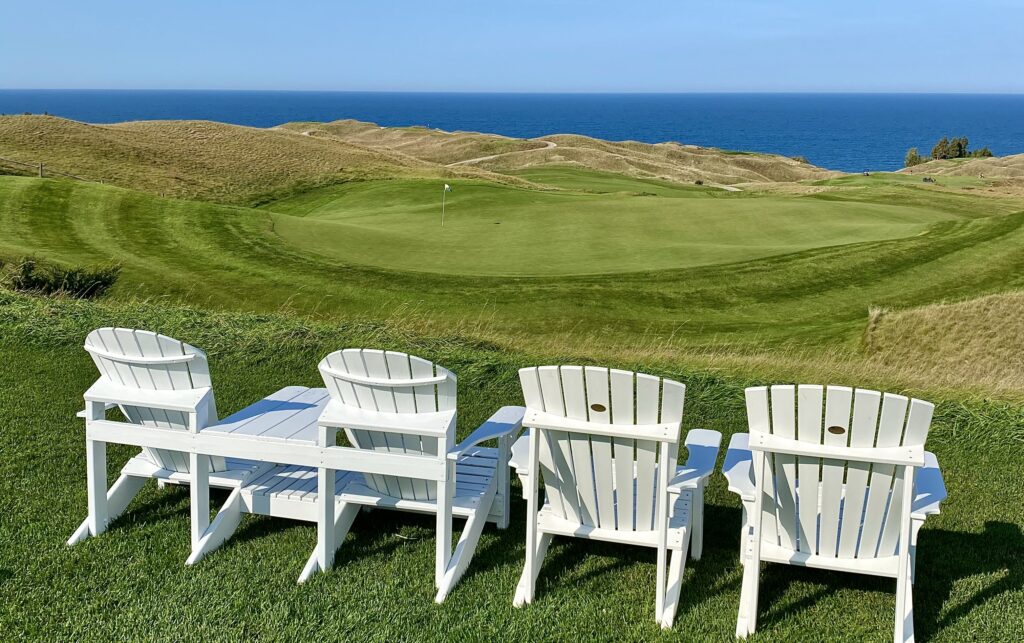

[441,187,446,228]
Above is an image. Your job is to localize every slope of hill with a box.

[279,120,549,165]
[0,115,436,204]
[900,153,1024,179]
[286,120,839,186]
[478,134,838,185]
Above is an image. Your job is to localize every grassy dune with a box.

[1,292,1021,640]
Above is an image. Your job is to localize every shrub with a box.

[0,257,120,299]
[904,148,924,167]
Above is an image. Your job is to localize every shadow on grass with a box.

[101,483,191,536]
[745,521,1024,640]
[0,569,12,586]
[916,521,1024,639]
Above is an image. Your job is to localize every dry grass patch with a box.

[862,291,1024,398]
[0,115,433,204]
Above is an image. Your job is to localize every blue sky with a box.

[1,1,1022,92]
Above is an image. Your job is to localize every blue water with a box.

[2,90,1023,172]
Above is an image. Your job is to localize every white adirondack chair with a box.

[512,365,721,628]
[725,385,947,642]
[68,328,266,554]
[310,348,524,601]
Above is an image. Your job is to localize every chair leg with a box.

[691,485,705,561]
[186,487,243,565]
[514,532,552,606]
[435,507,489,602]
[436,474,454,590]
[736,531,761,638]
[299,501,359,584]
[655,542,668,620]
[661,530,691,629]
[68,473,147,545]
[85,438,108,538]
[189,453,210,553]
[312,466,336,580]
[895,555,915,642]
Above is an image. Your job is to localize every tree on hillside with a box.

[905,147,924,167]
[931,137,952,160]
[970,146,994,158]
[950,137,969,159]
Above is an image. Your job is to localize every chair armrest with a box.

[912,451,946,519]
[668,429,722,493]
[721,432,755,501]
[448,406,525,461]
[83,380,214,415]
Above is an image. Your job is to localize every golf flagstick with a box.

[442,183,451,227]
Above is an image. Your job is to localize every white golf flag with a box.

[444,184,452,192]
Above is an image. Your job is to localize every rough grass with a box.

[863,292,1024,398]
[0,115,431,204]
[0,292,1022,640]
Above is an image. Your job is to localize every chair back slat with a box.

[584,367,615,528]
[819,386,853,557]
[84,327,223,473]
[748,384,933,561]
[520,366,684,532]
[796,385,823,554]
[610,369,636,531]
[318,349,456,501]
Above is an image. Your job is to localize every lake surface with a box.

[1,90,1022,172]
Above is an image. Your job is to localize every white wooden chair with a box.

[67,328,267,556]
[303,349,524,600]
[724,385,947,642]
[511,365,721,628]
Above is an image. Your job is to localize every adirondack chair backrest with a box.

[84,327,224,473]
[318,348,457,501]
[519,366,685,532]
[745,385,933,561]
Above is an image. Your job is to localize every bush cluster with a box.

[905,137,994,167]
[0,256,120,299]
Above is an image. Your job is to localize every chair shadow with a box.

[747,520,1024,640]
[104,483,192,535]
[914,521,1024,639]
[501,500,746,609]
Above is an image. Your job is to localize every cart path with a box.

[446,140,557,166]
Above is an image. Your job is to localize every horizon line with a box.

[3,88,1024,96]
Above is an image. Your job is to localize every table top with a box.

[203,386,329,444]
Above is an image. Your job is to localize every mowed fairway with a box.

[2,168,1023,364]
[264,171,957,275]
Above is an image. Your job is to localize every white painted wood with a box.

[515,365,719,628]
[314,350,520,599]
[728,383,944,641]
[71,330,290,555]
[859,393,909,559]
[585,367,615,528]
[819,386,853,557]
[610,369,635,531]
[796,385,823,554]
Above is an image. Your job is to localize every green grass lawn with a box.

[1,293,1021,640]
[2,172,1024,367]
[263,176,957,276]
